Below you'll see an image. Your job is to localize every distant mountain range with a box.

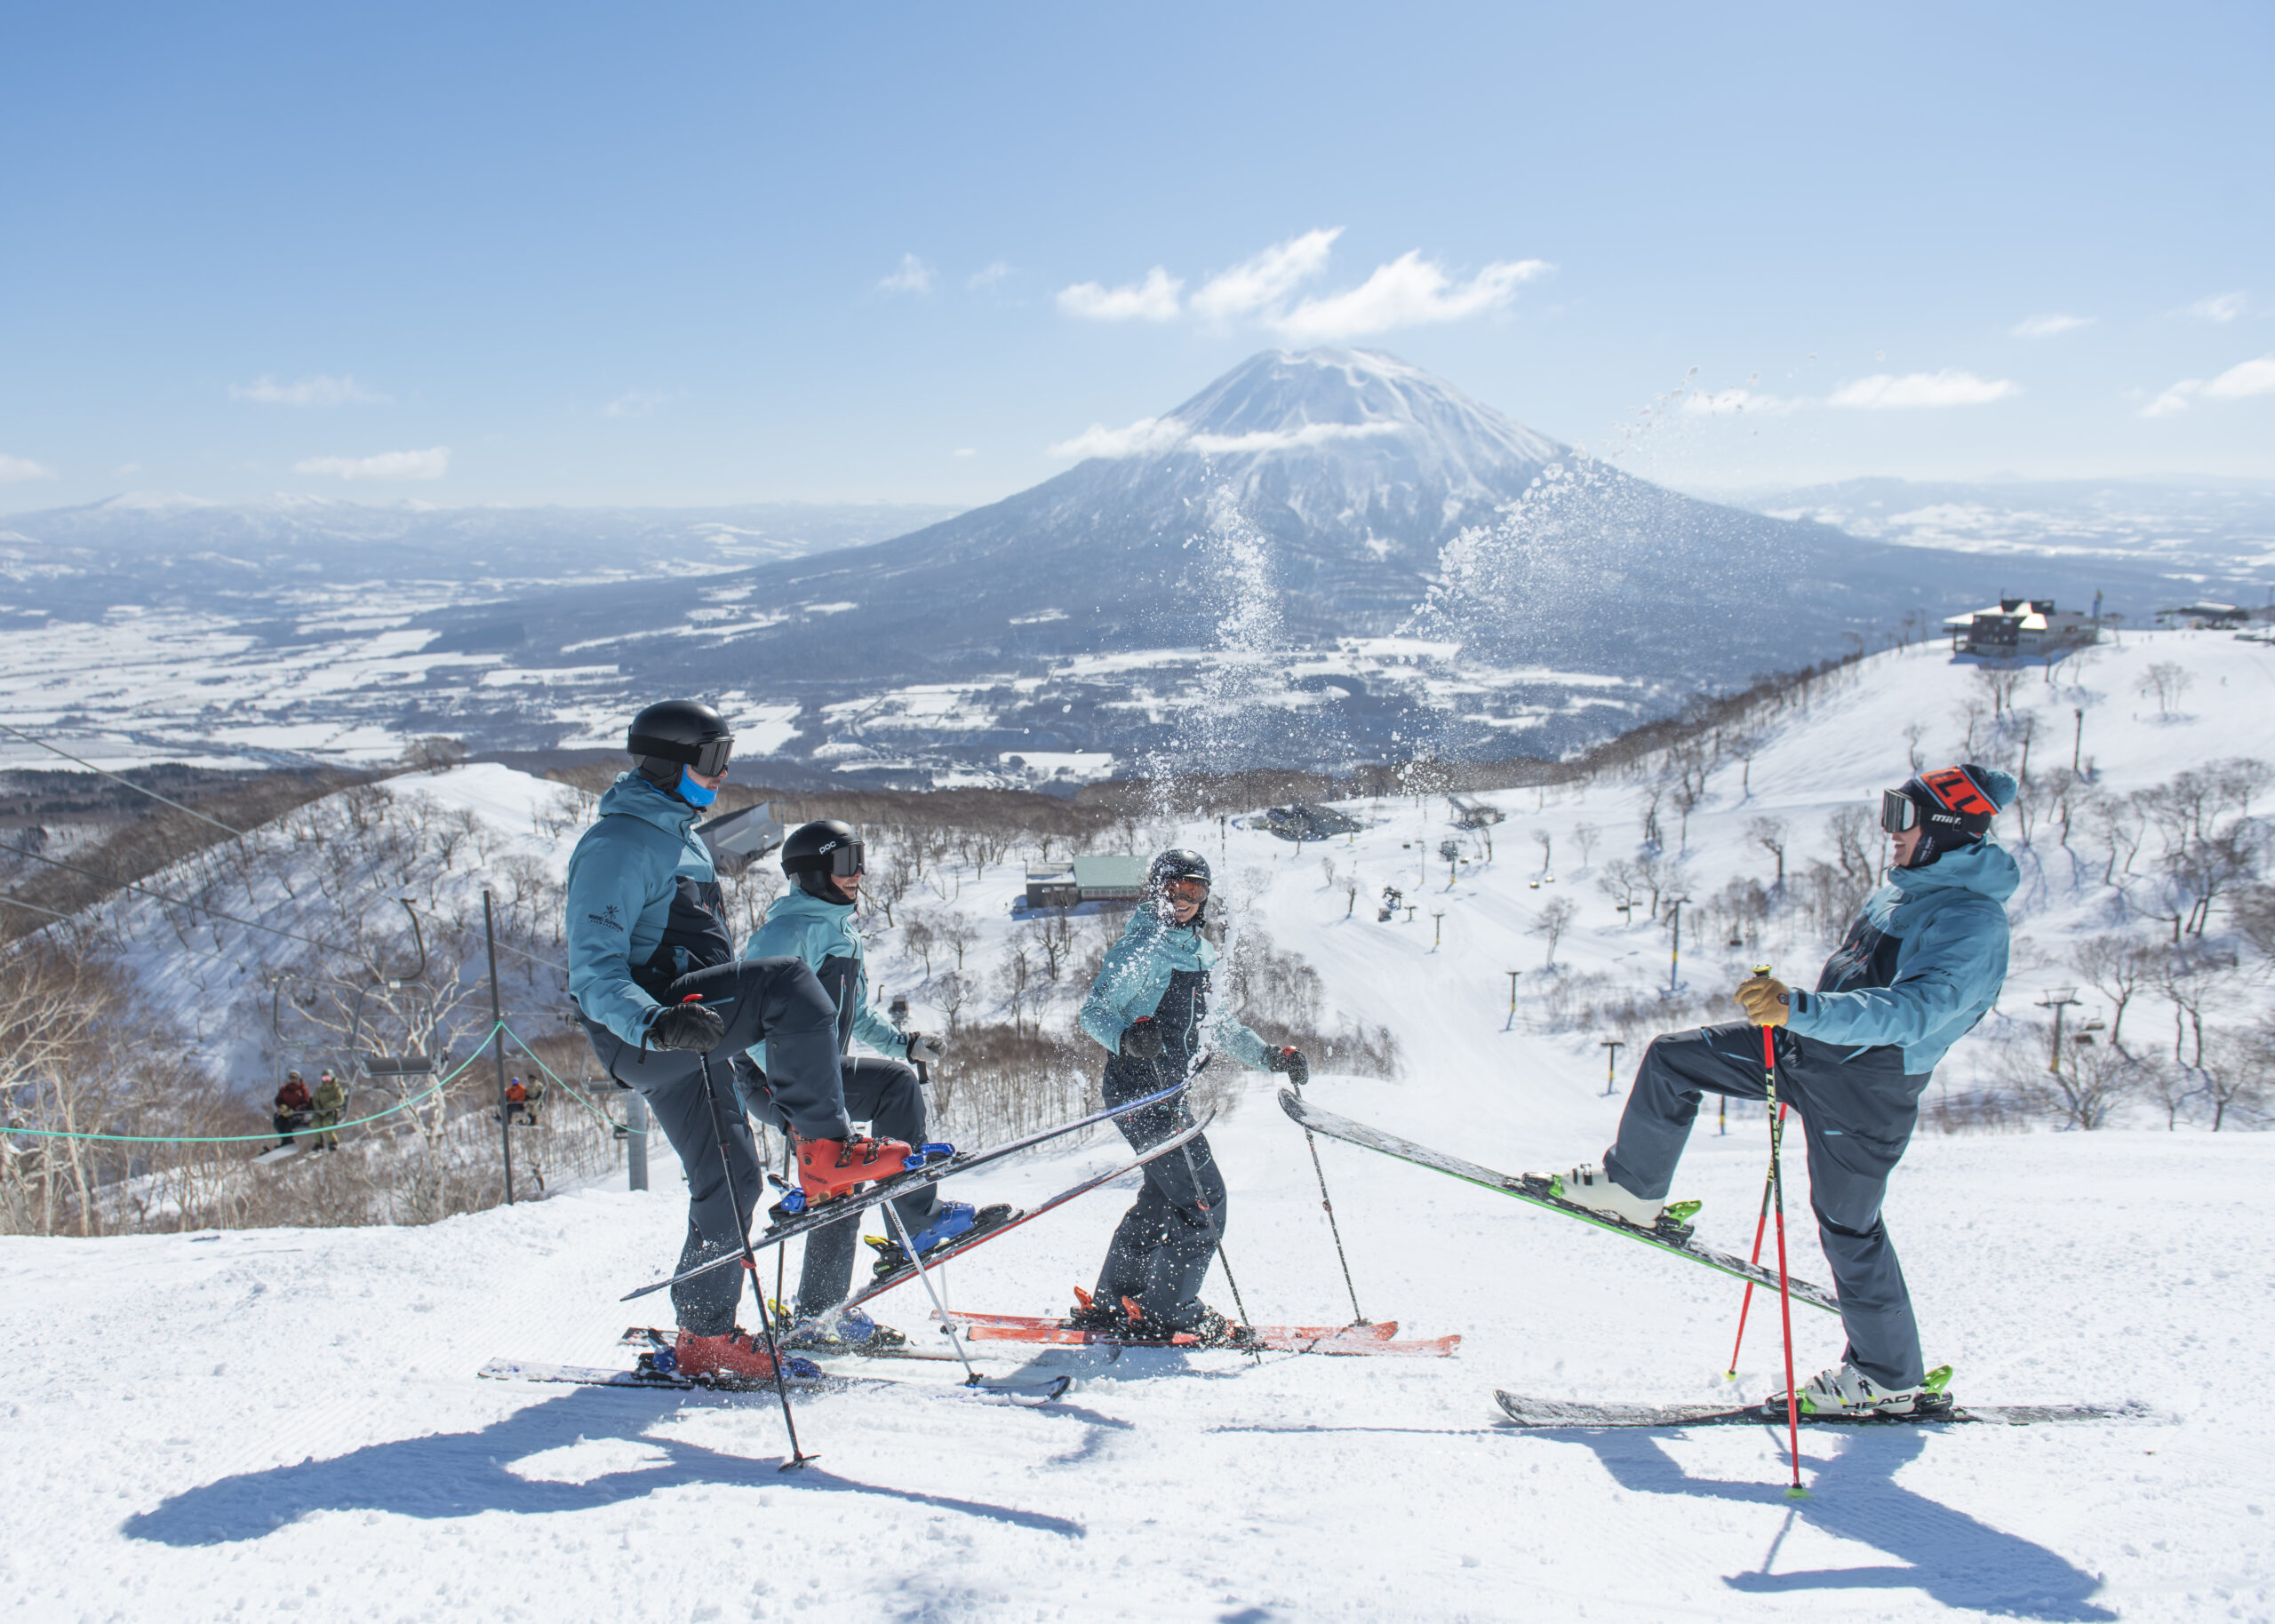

[0,354,2253,786]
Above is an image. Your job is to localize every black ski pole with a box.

[878,1195,991,1388]
[695,1049,816,1470]
[1284,1052,1368,1325]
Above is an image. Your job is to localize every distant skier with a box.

[1557,762,2018,1416]
[272,1071,313,1150]
[310,1070,346,1151]
[1072,849,1308,1346]
[744,818,1002,1351]
[566,700,919,1383]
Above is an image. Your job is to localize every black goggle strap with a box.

[627,731,735,777]
[1879,789,1920,834]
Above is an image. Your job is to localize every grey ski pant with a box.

[770,1057,945,1319]
[1602,1021,1933,1390]
[1095,1055,1225,1331]
[577,956,844,1336]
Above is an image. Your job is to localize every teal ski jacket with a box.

[1077,905,1273,1071]
[1786,838,2020,1075]
[742,888,904,1070]
[565,774,728,1046]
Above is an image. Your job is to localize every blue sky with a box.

[2,0,2270,511]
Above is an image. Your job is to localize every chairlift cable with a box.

[0,840,354,955]
[0,720,249,838]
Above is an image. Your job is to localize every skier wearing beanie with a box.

[1070,849,1308,1347]
[565,700,901,1385]
[1556,762,2020,1416]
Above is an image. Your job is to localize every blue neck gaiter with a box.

[678,768,718,808]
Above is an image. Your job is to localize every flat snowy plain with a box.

[5,630,2273,1622]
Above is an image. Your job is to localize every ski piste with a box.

[1278,1089,1840,1315]
[804,1115,1211,1331]
[938,1310,1462,1357]
[622,1076,1194,1303]
[1492,1391,2153,1429]
[477,1356,1072,1405]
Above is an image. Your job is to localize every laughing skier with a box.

[1557,762,2018,1416]
[565,701,923,1383]
[1071,849,1307,1347]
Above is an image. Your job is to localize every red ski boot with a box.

[794,1133,917,1204]
[672,1327,786,1381]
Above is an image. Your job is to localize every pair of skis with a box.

[937,1310,1458,1357]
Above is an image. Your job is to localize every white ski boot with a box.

[1553,1163,1664,1227]
[1793,1359,1922,1417]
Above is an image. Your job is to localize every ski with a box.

[621,1325,966,1364]
[1492,1391,2154,1429]
[938,1310,1460,1357]
[480,1356,1072,1405]
[623,1077,1195,1303]
[1278,1089,1840,1315]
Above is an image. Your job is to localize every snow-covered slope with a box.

[8,630,2273,1620]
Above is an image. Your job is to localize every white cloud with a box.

[877,254,934,295]
[2181,291,2248,323]
[2139,354,2275,418]
[604,389,669,419]
[2012,313,2094,339]
[1047,416,1191,458]
[0,453,58,482]
[952,447,977,457]
[1273,251,1551,341]
[1680,387,1801,417]
[1825,370,2021,409]
[1187,420,1402,455]
[229,374,388,407]
[2204,354,2275,401]
[967,260,1011,291]
[1190,227,1343,322]
[292,446,450,482]
[1056,267,1184,322]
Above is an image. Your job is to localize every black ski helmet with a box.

[627,700,734,795]
[782,818,865,900]
[1147,848,1212,922]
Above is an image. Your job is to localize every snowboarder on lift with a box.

[310,1070,345,1151]
[1556,762,2018,1416]
[272,1071,314,1150]
[565,700,924,1384]
[743,818,1004,1352]
[1071,849,1308,1347]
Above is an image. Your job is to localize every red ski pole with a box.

[1724,1099,1789,1379]
[1752,966,1807,1499]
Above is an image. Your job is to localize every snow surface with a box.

[7,630,2275,1621]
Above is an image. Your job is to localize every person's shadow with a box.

[124,1387,1084,1546]
[1543,1423,2114,1620]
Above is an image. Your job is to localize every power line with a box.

[0,721,247,838]
[399,898,567,972]
[0,893,81,924]
[0,840,353,956]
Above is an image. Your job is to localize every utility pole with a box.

[1506,970,1520,1031]
[2071,707,2084,774]
[1599,1038,1623,1096]
[2036,987,2082,1073]
[1664,896,1692,994]
[483,890,514,1206]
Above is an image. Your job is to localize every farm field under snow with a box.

[5,629,2274,1621]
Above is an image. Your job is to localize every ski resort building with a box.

[1018,854,1149,914]
[1944,597,2101,657]
[1258,803,1363,842]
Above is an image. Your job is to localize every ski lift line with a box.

[493,1019,651,1135]
[0,840,355,956]
[0,720,247,838]
[398,899,567,973]
[1,1033,498,1144]
[0,893,81,923]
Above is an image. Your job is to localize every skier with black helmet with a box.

[566,700,914,1384]
[1554,761,2019,1416]
[743,818,1006,1351]
[1070,848,1307,1346]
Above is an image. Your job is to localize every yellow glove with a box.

[1735,975,1790,1028]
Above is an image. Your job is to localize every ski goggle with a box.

[1160,877,1209,902]
[818,837,865,877]
[1880,789,1921,834]
[627,730,735,777]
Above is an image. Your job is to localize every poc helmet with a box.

[782,818,865,900]
[627,700,734,800]
[1147,848,1212,923]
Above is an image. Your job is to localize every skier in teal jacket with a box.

[1558,762,2020,1418]
[743,819,1002,1349]
[1070,849,1307,1346]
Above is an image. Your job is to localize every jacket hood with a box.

[1893,837,2020,904]
[765,887,855,927]
[595,771,696,836]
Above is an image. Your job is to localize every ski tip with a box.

[1276,1087,1304,1119]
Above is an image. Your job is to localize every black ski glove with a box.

[646,1000,725,1053]
[1265,1046,1309,1086]
[1120,1019,1163,1060]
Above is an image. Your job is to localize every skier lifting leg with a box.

[1071,850,1307,1348]
[565,701,924,1384]
[1556,762,2018,1416]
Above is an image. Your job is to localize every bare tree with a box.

[2136,661,2193,719]
[2073,934,2153,1052]
[1597,857,1642,918]
[1901,721,1928,771]
[2199,1029,2273,1131]
[902,912,936,977]
[998,947,1034,1037]
[1532,828,1553,875]
[938,912,977,972]
[1746,816,1788,887]
[1975,663,2024,717]
[1529,897,1578,967]
[935,970,967,1033]
[2006,1028,2133,1129]
[1571,822,1600,871]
